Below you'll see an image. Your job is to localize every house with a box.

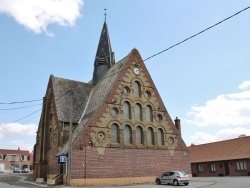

[33,20,191,186]
[0,148,33,173]
[188,136,250,177]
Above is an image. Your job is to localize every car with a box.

[22,168,31,173]
[13,167,22,173]
[155,171,190,186]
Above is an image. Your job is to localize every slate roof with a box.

[52,77,92,123]
[188,136,250,163]
[57,53,129,155]
[92,20,114,86]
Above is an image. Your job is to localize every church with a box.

[33,20,191,186]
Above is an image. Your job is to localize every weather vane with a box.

[104,8,107,20]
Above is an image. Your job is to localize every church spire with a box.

[92,19,115,86]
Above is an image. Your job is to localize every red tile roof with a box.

[188,136,250,163]
[0,149,30,155]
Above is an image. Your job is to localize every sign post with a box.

[10,161,15,174]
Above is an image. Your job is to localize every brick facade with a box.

[0,149,32,173]
[188,136,250,177]
[33,21,191,186]
[68,147,190,185]
[191,159,250,177]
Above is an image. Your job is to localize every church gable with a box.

[88,49,186,152]
[34,20,191,185]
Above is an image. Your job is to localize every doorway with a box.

[224,162,230,176]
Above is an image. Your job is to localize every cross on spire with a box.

[104,8,107,20]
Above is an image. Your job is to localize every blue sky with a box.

[0,0,250,152]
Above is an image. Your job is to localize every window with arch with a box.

[136,126,143,144]
[123,101,131,119]
[157,128,164,146]
[147,127,154,145]
[111,123,119,143]
[124,125,132,144]
[134,81,141,97]
[135,103,142,121]
[146,105,153,122]
[49,127,52,147]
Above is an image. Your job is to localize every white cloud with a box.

[190,127,250,145]
[0,123,37,137]
[190,132,216,145]
[0,0,83,36]
[188,83,250,127]
[239,80,250,90]
[10,140,34,152]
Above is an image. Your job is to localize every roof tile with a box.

[188,136,250,163]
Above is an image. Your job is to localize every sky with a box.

[0,0,250,152]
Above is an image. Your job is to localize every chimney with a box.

[174,117,181,135]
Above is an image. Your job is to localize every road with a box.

[198,176,250,188]
[0,173,249,188]
[0,173,45,188]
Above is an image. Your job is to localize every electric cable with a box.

[90,5,250,81]
[0,99,42,105]
[0,103,42,111]
[2,5,250,122]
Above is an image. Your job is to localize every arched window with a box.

[124,125,132,144]
[157,128,164,146]
[134,81,141,97]
[146,105,153,122]
[49,127,52,147]
[111,124,119,143]
[135,103,142,121]
[147,127,154,145]
[123,101,131,119]
[136,126,143,144]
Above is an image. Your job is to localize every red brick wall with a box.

[191,159,250,177]
[71,147,191,179]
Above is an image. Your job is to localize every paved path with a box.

[1,173,250,188]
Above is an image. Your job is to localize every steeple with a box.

[92,20,115,86]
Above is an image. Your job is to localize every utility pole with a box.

[66,89,73,186]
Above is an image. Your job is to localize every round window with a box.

[156,114,163,122]
[111,108,119,117]
[145,91,151,99]
[123,86,130,95]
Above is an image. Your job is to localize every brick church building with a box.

[33,20,190,186]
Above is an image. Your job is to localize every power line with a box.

[0,103,42,111]
[142,5,250,62]
[0,99,42,105]
[10,89,73,123]
[12,108,42,123]
[2,5,250,122]
[91,5,250,81]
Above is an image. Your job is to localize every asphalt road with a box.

[198,176,250,188]
[0,173,250,188]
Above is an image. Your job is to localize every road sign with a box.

[60,156,67,163]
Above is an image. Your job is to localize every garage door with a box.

[0,164,4,172]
